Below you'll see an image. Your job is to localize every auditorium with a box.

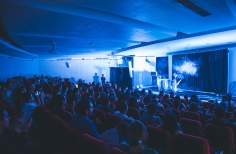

[0,0,236,153]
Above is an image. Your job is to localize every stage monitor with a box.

[151,71,157,76]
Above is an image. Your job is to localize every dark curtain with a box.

[110,67,132,89]
[172,49,228,94]
[156,57,168,78]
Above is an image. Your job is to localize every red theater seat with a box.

[182,111,201,121]
[174,133,210,154]
[180,118,202,137]
[147,125,173,154]
[110,147,127,154]
[127,107,141,120]
[171,108,181,122]
[205,123,235,154]
[106,113,122,129]
[82,133,109,154]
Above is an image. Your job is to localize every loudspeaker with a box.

[65,62,71,68]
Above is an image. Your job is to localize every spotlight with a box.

[137,85,139,88]
[140,85,143,88]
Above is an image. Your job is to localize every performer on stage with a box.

[101,74,106,85]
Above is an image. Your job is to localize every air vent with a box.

[175,0,211,17]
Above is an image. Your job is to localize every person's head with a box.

[127,120,147,154]
[209,103,215,111]
[0,104,10,132]
[68,94,79,110]
[214,105,225,118]
[226,93,232,102]
[159,90,164,96]
[101,97,110,107]
[129,97,138,105]
[170,91,174,97]
[163,94,170,101]
[102,74,104,77]
[173,99,181,109]
[116,122,129,139]
[222,95,227,102]
[54,94,67,110]
[174,95,181,101]
[147,103,157,116]
[22,92,34,102]
[116,100,128,114]
[151,94,157,100]
[143,95,151,104]
[62,85,68,93]
[189,102,198,112]
[162,111,179,135]
[77,99,93,117]
[109,92,117,102]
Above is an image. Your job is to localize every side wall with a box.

[0,56,118,83]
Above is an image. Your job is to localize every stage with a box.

[142,86,226,102]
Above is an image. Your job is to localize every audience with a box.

[119,120,158,154]
[101,122,129,150]
[142,103,162,126]
[70,99,100,139]
[1,74,236,153]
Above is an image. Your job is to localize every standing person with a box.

[101,74,106,85]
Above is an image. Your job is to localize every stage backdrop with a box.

[156,57,168,79]
[172,49,228,94]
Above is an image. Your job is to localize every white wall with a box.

[228,47,236,94]
[229,47,236,83]
[0,56,118,83]
[133,57,156,87]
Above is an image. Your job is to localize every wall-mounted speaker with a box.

[65,62,71,68]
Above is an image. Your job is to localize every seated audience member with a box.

[66,94,78,115]
[128,96,139,109]
[151,95,164,108]
[108,92,117,111]
[226,93,236,107]
[0,104,33,154]
[70,99,100,138]
[173,99,182,113]
[119,120,158,154]
[15,85,27,114]
[21,92,38,123]
[220,95,229,111]
[101,122,129,150]
[205,103,215,115]
[52,94,72,123]
[158,90,164,99]
[142,103,162,126]
[162,111,182,135]
[188,102,204,119]
[169,91,175,100]
[189,94,202,105]
[205,105,236,137]
[96,97,114,114]
[184,94,189,105]
[162,94,173,107]
[114,100,134,121]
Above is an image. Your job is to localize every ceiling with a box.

[0,0,236,59]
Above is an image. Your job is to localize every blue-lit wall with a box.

[0,56,118,82]
[228,47,236,93]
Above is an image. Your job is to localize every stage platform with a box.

[142,86,226,101]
